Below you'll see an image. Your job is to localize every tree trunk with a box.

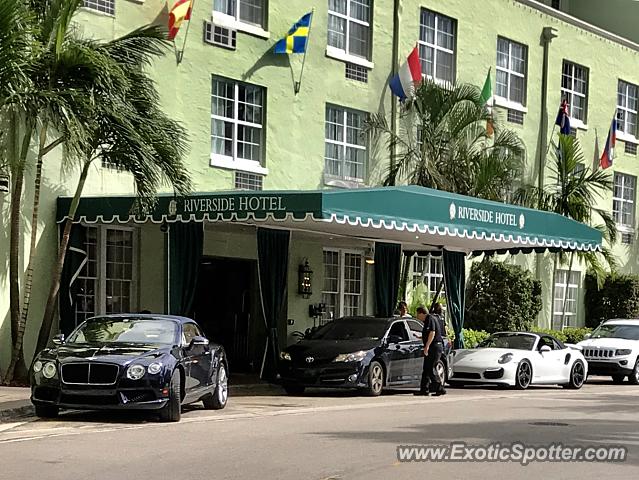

[397,254,412,303]
[430,278,445,312]
[37,160,92,354]
[5,122,49,383]
[550,254,558,330]
[560,251,576,331]
[7,119,33,382]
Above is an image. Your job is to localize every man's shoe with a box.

[433,389,447,396]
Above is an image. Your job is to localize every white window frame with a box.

[82,0,115,16]
[326,0,372,65]
[613,172,636,232]
[411,254,444,300]
[210,77,268,175]
[561,60,589,127]
[322,248,365,319]
[74,225,138,327]
[495,36,528,108]
[617,80,638,142]
[553,270,580,329]
[212,0,269,38]
[324,105,367,184]
[418,9,457,84]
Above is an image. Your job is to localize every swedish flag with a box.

[274,12,313,54]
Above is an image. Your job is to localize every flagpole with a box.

[177,0,196,65]
[294,9,314,94]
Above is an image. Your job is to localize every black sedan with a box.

[30,314,228,422]
[278,316,452,396]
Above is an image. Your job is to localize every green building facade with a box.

[2,0,639,373]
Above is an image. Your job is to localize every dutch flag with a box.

[389,46,423,102]
[600,115,617,170]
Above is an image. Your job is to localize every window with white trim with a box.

[617,80,638,138]
[496,37,527,106]
[613,172,636,231]
[213,0,266,28]
[324,105,367,182]
[412,254,444,299]
[83,0,114,15]
[327,0,372,60]
[418,9,456,83]
[211,77,265,167]
[322,249,364,319]
[552,270,580,329]
[561,60,589,123]
[73,226,137,327]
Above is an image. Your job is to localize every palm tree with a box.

[366,78,525,201]
[1,0,192,381]
[514,134,616,328]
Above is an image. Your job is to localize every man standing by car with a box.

[415,304,447,396]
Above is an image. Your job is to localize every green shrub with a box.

[465,259,542,333]
[562,327,592,344]
[459,329,490,347]
[531,327,567,343]
[454,327,591,348]
[585,272,639,328]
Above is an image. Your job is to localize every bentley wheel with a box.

[283,384,305,395]
[515,360,532,390]
[611,374,626,384]
[203,363,228,410]
[365,361,384,396]
[565,360,585,389]
[628,360,639,385]
[34,404,59,419]
[159,370,181,422]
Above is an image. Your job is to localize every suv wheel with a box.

[629,359,639,385]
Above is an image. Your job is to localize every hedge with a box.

[458,327,592,347]
[585,271,639,328]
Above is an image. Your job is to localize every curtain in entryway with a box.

[168,222,203,316]
[374,242,401,317]
[59,224,88,335]
[443,250,466,349]
[257,227,290,381]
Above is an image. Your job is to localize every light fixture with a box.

[298,259,313,298]
[365,246,375,265]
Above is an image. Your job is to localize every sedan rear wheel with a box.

[365,361,384,396]
[565,360,585,389]
[159,370,181,422]
[515,360,532,390]
[435,359,446,385]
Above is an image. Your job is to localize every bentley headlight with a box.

[42,361,57,379]
[333,351,367,362]
[616,349,632,356]
[148,362,162,375]
[498,353,513,364]
[33,360,43,373]
[280,352,291,361]
[127,364,146,380]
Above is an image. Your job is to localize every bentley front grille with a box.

[61,363,119,385]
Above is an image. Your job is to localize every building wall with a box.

[4,0,639,372]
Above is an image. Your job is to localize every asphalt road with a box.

[1,380,639,480]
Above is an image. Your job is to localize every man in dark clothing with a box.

[414,303,447,396]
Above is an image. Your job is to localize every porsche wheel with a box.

[515,360,532,390]
[564,360,585,389]
[628,360,639,385]
[203,363,228,410]
[159,370,181,422]
[365,361,384,396]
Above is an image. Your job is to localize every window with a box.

[412,254,444,299]
[407,320,423,341]
[204,22,237,50]
[211,77,265,168]
[387,321,410,342]
[235,171,263,190]
[183,323,203,345]
[617,80,638,138]
[496,37,527,106]
[613,172,636,230]
[83,0,114,15]
[324,105,367,182]
[507,109,524,125]
[73,226,137,328]
[327,0,372,60]
[322,249,364,319]
[345,63,368,83]
[213,0,266,28]
[551,0,561,9]
[553,270,580,329]
[626,142,638,156]
[561,61,589,123]
[419,9,456,83]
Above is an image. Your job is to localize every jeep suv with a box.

[577,319,639,384]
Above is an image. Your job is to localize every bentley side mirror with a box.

[189,336,210,349]
[540,345,551,353]
[52,333,65,345]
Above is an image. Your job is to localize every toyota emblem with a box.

[305,356,315,363]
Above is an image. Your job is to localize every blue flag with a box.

[274,12,312,54]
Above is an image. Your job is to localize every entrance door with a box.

[192,257,264,373]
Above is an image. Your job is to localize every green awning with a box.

[56,186,602,253]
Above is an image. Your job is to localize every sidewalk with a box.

[0,382,284,422]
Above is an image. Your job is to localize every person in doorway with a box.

[414,303,447,396]
[397,301,411,318]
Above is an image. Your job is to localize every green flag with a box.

[480,68,492,106]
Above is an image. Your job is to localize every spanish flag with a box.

[274,12,313,54]
[168,0,192,40]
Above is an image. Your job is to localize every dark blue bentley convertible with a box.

[30,314,228,422]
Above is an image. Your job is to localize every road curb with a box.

[0,404,34,422]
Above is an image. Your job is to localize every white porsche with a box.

[449,332,587,389]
